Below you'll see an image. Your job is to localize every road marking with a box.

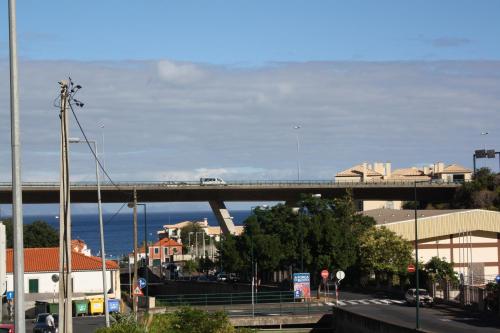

[358,299,371,305]
[379,299,392,305]
[346,300,359,305]
[390,299,405,304]
[369,299,383,304]
[336,301,347,306]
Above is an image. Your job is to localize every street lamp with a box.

[293,125,301,181]
[249,205,269,317]
[69,137,110,328]
[136,203,148,299]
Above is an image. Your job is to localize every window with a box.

[154,247,159,255]
[153,259,161,267]
[164,247,169,255]
[28,279,39,293]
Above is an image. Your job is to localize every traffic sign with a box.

[138,278,147,289]
[336,270,346,281]
[321,269,329,280]
[133,286,143,296]
[496,275,500,284]
[6,291,14,300]
[407,264,416,273]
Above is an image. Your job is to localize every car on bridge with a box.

[405,288,433,307]
[200,177,226,185]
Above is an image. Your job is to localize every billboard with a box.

[293,273,310,299]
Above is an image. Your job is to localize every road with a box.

[25,316,106,333]
[336,291,500,332]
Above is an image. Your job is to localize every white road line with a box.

[358,299,371,305]
[390,299,405,304]
[346,300,359,305]
[336,301,347,306]
[379,299,392,305]
[369,299,383,304]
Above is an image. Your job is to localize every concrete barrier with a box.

[332,307,429,333]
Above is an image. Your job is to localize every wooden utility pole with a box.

[58,81,73,333]
[132,188,138,316]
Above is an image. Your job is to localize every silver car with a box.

[405,288,433,307]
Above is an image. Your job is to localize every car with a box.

[33,313,58,333]
[405,288,433,307]
[0,323,15,333]
[216,273,228,281]
[200,177,226,185]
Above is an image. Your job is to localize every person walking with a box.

[46,313,56,333]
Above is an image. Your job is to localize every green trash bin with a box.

[35,301,48,316]
[73,300,88,316]
[48,303,59,314]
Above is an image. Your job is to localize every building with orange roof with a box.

[129,238,183,267]
[5,247,120,304]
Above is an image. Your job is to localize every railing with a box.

[0,179,463,188]
[156,291,294,307]
[155,291,331,317]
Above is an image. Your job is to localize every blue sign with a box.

[293,273,310,299]
[6,291,14,300]
[496,275,500,284]
[138,278,147,289]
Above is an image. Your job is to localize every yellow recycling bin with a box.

[89,298,104,315]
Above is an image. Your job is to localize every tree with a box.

[182,260,198,276]
[358,226,413,275]
[2,219,59,248]
[451,168,500,210]
[424,256,457,282]
[179,222,203,252]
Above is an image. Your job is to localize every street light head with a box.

[127,203,135,208]
[481,132,489,135]
[68,138,81,143]
[293,125,301,130]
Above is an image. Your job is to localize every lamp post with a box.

[413,181,428,330]
[293,125,301,181]
[69,138,110,328]
[249,205,269,317]
[136,203,148,299]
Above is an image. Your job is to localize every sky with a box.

[0,0,499,215]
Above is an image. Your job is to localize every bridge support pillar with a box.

[209,200,236,235]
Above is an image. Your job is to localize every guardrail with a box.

[0,179,464,187]
[156,291,294,307]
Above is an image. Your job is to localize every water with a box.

[22,210,251,258]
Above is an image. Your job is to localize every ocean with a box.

[21,210,251,259]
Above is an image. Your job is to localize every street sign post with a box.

[407,264,416,273]
[321,270,329,280]
[133,285,143,297]
[336,270,345,281]
[6,291,14,300]
[138,278,147,290]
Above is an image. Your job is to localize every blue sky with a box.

[0,1,499,217]
[1,1,499,63]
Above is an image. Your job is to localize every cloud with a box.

[157,59,206,84]
[429,37,472,48]
[0,59,498,186]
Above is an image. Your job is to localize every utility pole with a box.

[8,1,25,332]
[58,81,73,333]
[132,189,138,317]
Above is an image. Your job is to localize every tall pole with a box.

[294,125,301,181]
[414,181,420,330]
[132,189,138,317]
[137,204,148,299]
[8,1,24,330]
[93,141,110,328]
[58,81,73,333]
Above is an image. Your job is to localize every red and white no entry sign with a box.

[407,264,416,273]
[321,269,329,279]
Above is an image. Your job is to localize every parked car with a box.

[405,288,433,307]
[33,313,58,333]
[0,323,14,333]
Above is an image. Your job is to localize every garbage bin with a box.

[89,298,104,315]
[107,299,120,313]
[48,303,59,314]
[73,300,89,316]
[35,301,48,316]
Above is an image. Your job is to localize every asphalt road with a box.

[337,291,500,333]
[25,316,106,333]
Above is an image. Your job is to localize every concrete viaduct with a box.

[0,181,460,234]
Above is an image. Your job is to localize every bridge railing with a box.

[0,179,464,187]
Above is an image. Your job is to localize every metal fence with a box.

[156,291,294,307]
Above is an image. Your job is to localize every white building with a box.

[364,208,500,284]
[5,247,121,304]
[157,218,243,243]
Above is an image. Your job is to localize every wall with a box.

[332,307,429,333]
[5,270,120,297]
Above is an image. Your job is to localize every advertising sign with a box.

[293,273,310,299]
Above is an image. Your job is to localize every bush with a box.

[95,313,145,333]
